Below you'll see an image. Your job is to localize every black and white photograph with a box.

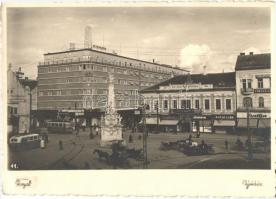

[5,6,272,171]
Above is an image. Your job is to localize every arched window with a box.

[243,97,252,108]
[259,97,264,108]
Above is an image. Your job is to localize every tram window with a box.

[29,137,34,141]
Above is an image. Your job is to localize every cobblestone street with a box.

[9,130,270,170]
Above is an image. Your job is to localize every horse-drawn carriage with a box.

[160,139,215,156]
[93,142,143,168]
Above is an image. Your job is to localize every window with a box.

[204,99,210,110]
[154,100,159,110]
[243,97,252,108]
[181,100,186,109]
[163,100,168,110]
[173,100,177,109]
[248,79,252,89]
[14,107,17,115]
[226,99,232,110]
[242,79,247,89]
[186,100,191,109]
[242,79,252,89]
[258,78,263,88]
[259,97,264,108]
[195,99,200,109]
[180,100,191,109]
[216,99,221,110]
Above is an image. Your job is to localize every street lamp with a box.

[141,103,149,169]
[245,98,253,160]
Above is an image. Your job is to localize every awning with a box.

[213,120,235,127]
[199,120,212,126]
[237,118,258,128]
[159,120,179,126]
[258,118,271,128]
[145,118,158,125]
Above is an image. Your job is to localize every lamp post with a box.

[141,104,148,169]
[245,98,253,160]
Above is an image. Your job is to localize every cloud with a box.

[179,44,213,73]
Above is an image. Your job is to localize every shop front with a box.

[236,112,271,135]
[213,114,236,134]
[192,115,213,133]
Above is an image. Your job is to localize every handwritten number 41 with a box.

[10,163,19,169]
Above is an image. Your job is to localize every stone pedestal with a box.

[100,125,123,146]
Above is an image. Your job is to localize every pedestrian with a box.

[225,139,229,150]
[76,125,80,137]
[138,134,142,140]
[84,162,90,169]
[89,132,94,139]
[188,134,192,141]
[96,127,99,136]
[59,140,63,150]
[129,135,133,143]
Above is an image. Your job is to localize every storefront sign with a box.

[254,88,271,93]
[193,116,207,120]
[214,115,235,120]
[172,109,201,115]
[237,112,270,118]
[85,72,93,77]
[160,83,213,91]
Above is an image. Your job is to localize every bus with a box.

[46,121,74,134]
[9,134,40,151]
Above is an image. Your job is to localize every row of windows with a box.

[42,55,183,75]
[8,106,18,115]
[39,76,156,87]
[243,97,265,108]
[241,77,271,89]
[39,64,170,81]
[149,98,232,111]
[38,89,138,96]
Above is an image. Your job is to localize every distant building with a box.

[37,47,188,126]
[235,52,271,134]
[140,72,236,133]
[7,64,37,134]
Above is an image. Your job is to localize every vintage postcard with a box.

[1,2,275,197]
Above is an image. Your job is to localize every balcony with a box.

[240,88,253,95]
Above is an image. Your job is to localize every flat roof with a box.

[44,48,189,72]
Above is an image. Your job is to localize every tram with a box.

[9,133,40,151]
[46,121,74,134]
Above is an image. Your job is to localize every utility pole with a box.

[156,100,159,133]
[246,99,253,160]
[142,104,148,169]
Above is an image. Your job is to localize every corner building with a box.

[37,48,187,125]
[235,53,271,134]
[140,72,236,133]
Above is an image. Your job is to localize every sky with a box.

[7,7,271,78]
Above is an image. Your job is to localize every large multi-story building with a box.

[37,46,187,125]
[7,64,37,134]
[140,72,236,133]
[235,52,271,134]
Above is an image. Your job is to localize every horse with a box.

[93,149,110,162]
[126,148,143,160]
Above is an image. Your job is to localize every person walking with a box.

[224,139,229,150]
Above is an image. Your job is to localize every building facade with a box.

[37,47,187,126]
[7,65,37,134]
[235,53,271,134]
[140,72,236,133]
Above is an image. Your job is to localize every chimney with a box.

[153,59,155,63]
[25,77,28,80]
[203,65,207,75]
[8,63,12,70]
[69,42,75,50]
[249,52,254,55]
[240,52,245,56]
[84,26,92,48]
